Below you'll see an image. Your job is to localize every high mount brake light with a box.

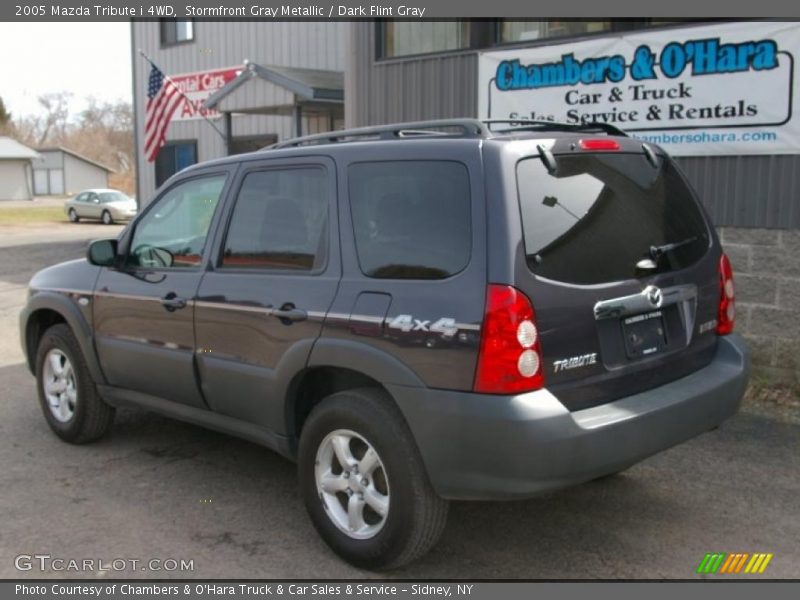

[717,253,735,335]
[578,138,621,151]
[474,285,545,394]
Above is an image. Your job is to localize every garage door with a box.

[49,169,65,195]
[33,170,49,195]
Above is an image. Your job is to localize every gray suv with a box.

[20,119,750,569]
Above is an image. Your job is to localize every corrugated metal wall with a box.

[133,21,347,203]
[346,23,800,230]
[676,155,800,229]
[62,154,109,194]
[345,24,478,126]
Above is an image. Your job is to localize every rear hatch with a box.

[512,141,720,410]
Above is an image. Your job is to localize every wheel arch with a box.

[22,293,105,384]
[285,338,427,455]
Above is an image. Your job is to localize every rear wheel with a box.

[298,388,448,570]
[68,208,79,223]
[35,324,115,443]
[101,210,113,225]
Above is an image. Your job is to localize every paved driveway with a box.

[1,231,798,579]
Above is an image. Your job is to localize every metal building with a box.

[0,137,38,201]
[32,148,112,196]
[131,20,347,203]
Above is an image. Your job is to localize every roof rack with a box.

[267,119,489,149]
[483,119,629,138]
[265,118,627,150]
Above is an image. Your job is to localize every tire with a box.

[101,210,113,225]
[68,208,79,223]
[299,388,448,570]
[35,324,115,444]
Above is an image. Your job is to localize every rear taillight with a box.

[474,285,544,394]
[717,253,735,335]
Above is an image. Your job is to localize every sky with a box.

[0,23,132,118]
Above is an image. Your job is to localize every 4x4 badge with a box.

[645,285,663,308]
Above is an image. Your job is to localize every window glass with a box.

[382,22,470,58]
[128,175,226,269]
[98,192,130,204]
[222,168,328,271]
[499,20,611,43]
[176,21,194,42]
[160,19,194,45]
[348,161,471,279]
[516,154,709,285]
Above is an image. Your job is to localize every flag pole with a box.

[138,48,227,141]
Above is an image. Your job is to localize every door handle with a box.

[272,303,307,323]
[161,293,187,312]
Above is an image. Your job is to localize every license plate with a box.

[622,310,667,359]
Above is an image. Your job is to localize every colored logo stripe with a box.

[697,553,773,574]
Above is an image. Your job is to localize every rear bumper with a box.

[389,334,750,500]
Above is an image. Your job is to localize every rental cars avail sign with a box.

[169,66,241,121]
[478,22,799,156]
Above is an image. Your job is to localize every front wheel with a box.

[101,210,113,225]
[298,388,448,570]
[35,324,115,443]
[68,208,79,223]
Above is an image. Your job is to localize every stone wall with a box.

[719,227,800,383]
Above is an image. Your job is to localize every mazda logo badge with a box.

[645,285,663,308]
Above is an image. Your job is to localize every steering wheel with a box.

[132,244,175,268]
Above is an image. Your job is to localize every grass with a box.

[0,205,68,225]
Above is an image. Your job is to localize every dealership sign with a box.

[169,67,241,121]
[478,22,799,156]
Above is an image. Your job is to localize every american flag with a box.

[144,64,183,162]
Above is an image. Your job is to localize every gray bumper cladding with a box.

[389,334,751,500]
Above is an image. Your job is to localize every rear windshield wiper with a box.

[649,236,700,260]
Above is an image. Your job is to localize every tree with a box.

[36,92,72,146]
[0,96,11,134]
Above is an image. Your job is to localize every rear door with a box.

[194,157,340,432]
[506,143,719,410]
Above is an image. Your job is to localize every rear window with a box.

[516,153,709,285]
[349,161,471,279]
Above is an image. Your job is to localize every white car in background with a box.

[64,189,137,225]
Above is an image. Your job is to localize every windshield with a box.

[98,192,131,204]
[516,153,709,285]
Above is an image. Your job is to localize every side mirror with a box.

[87,239,118,267]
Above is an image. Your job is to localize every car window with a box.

[221,167,328,271]
[516,154,709,285]
[75,193,88,203]
[127,175,226,269]
[348,161,471,279]
[98,192,129,204]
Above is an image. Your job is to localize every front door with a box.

[93,170,233,408]
[194,158,340,431]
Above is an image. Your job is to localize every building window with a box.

[155,141,197,188]
[498,20,612,43]
[160,20,194,46]
[379,22,470,58]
